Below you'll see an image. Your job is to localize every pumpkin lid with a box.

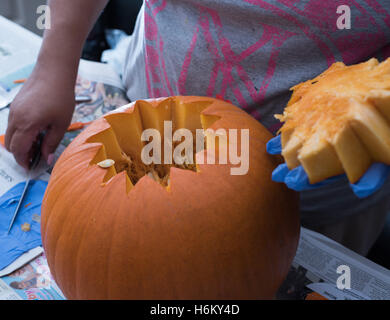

[276,58,390,184]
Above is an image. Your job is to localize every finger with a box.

[4,120,16,152]
[9,129,38,170]
[285,166,312,191]
[271,163,290,183]
[266,135,282,155]
[350,163,390,198]
[41,126,66,164]
[285,166,345,191]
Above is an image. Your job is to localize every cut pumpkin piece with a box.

[275,58,390,184]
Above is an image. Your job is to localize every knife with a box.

[6,132,44,234]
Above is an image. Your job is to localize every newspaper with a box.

[0,142,49,196]
[0,15,41,109]
[277,227,390,300]
[0,252,65,300]
[0,247,44,278]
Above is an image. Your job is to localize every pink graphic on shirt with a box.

[245,0,337,67]
[278,0,387,64]
[144,0,173,98]
[177,5,296,118]
[144,0,298,116]
[364,0,390,28]
[178,26,200,94]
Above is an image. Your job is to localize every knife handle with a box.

[29,132,45,170]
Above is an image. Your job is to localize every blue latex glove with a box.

[266,135,390,198]
[0,180,48,270]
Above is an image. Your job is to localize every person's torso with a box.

[124,0,390,134]
[122,0,390,219]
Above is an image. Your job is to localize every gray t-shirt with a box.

[123,0,390,225]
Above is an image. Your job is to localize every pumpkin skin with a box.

[41,96,299,299]
[276,58,390,184]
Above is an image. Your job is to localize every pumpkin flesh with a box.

[277,58,390,184]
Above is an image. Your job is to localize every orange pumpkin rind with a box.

[42,96,300,299]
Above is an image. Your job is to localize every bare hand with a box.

[5,70,75,169]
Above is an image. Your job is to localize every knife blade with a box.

[6,132,44,234]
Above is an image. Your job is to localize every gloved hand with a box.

[266,135,390,198]
[0,180,47,271]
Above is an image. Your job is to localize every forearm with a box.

[6,0,110,168]
[33,0,109,88]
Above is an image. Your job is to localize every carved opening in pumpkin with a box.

[87,97,221,189]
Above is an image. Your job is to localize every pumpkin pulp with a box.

[276,58,390,184]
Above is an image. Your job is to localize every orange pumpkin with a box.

[276,58,390,184]
[41,96,299,299]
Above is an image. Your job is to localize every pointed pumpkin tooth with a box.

[173,99,213,133]
[87,127,124,164]
[90,145,117,183]
[349,99,390,164]
[369,89,390,122]
[138,98,173,136]
[138,98,173,163]
[280,128,294,149]
[332,124,371,183]
[281,132,303,170]
[200,114,220,131]
[298,130,344,184]
[104,107,145,162]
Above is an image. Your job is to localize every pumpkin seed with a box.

[97,159,115,168]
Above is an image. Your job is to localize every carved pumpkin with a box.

[41,96,299,299]
[276,58,390,184]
